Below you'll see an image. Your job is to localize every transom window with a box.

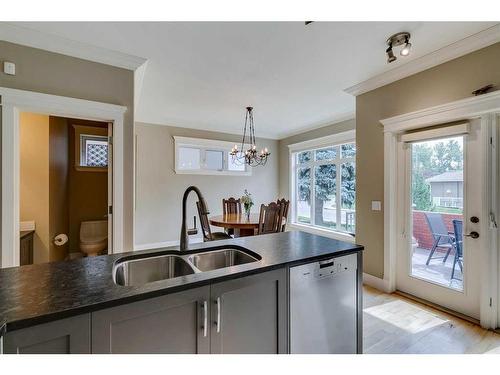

[174,136,251,176]
[292,141,356,235]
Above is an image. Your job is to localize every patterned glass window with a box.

[80,135,108,168]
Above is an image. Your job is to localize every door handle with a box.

[464,231,479,239]
[214,297,221,333]
[201,300,208,337]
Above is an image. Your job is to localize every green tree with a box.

[341,162,355,209]
[412,143,433,210]
[432,140,463,173]
[297,147,356,227]
[412,172,433,210]
[313,164,336,226]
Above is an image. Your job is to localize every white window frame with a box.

[73,124,109,172]
[288,129,356,243]
[174,136,252,176]
[80,134,109,168]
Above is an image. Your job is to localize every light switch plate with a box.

[3,61,16,75]
[371,201,382,211]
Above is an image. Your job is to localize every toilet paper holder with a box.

[53,234,69,246]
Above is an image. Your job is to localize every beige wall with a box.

[0,41,135,256]
[20,113,50,263]
[356,42,500,278]
[135,123,279,246]
[278,119,356,199]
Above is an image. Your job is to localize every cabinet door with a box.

[3,314,90,354]
[92,286,210,354]
[210,269,287,354]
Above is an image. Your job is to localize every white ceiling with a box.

[6,22,498,139]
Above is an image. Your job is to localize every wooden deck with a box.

[411,247,463,290]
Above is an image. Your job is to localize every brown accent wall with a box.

[48,116,69,261]
[0,41,134,259]
[67,119,108,253]
[356,42,500,278]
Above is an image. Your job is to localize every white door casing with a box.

[380,90,500,328]
[1,87,127,268]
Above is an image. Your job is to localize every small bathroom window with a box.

[73,124,109,172]
[80,135,109,167]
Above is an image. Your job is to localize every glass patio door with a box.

[396,119,483,320]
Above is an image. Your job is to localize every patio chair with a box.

[451,219,464,281]
[424,212,455,265]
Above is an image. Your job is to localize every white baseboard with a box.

[363,273,391,293]
[134,237,203,251]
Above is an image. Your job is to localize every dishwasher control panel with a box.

[296,254,357,280]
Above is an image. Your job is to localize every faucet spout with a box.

[180,186,207,251]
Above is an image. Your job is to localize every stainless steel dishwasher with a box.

[290,253,358,354]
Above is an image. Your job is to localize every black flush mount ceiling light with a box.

[230,107,270,167]
[386,32,412,63]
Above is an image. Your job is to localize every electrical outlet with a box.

[371,201,382,211]
[3,61,16,75]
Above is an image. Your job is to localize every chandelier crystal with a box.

[230,106,270,167]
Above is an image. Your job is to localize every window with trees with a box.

[411,137,463,213]
[292,142,356,235]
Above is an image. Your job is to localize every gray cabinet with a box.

[3,314,90,354]
[210,268,287,354]
[91,286,210,354]
[91,269,287,354]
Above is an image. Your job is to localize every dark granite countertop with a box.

[0,231,363,334]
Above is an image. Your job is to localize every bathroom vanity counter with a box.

[0,231,363,335]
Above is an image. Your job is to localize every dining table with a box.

[209,213,261,237]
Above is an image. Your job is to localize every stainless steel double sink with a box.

[113,246,260,286]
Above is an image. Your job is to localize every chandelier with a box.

[230,106,270,167]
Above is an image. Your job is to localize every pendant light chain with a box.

[230,107,270,167]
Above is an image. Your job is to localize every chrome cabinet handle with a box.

[215,297,221,333]
[202,300,208,337]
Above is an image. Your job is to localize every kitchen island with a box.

[0,231,363,354]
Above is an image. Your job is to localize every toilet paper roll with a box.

[54,234,68,246]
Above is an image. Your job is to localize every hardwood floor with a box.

[363,286,500,354]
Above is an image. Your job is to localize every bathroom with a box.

[19,112,111,264]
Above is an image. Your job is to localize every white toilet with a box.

[80,220,108,256]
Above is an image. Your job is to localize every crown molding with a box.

[380,89,500,133]
[0,22,147,71]
[275,111,355,140]
[345,24,500,97]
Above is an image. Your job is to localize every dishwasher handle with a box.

[319,259,335,269]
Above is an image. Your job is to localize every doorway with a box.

[1,86,126,268]
[396,121,483,319]
[18,113,112,265]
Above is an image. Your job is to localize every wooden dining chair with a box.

[222,197,242,215]
[222,197,242,236]
[257,202,284,235]
[196,200,231,242]
[276,198,290,232]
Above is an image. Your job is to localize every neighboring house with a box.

[426,170,463,209]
